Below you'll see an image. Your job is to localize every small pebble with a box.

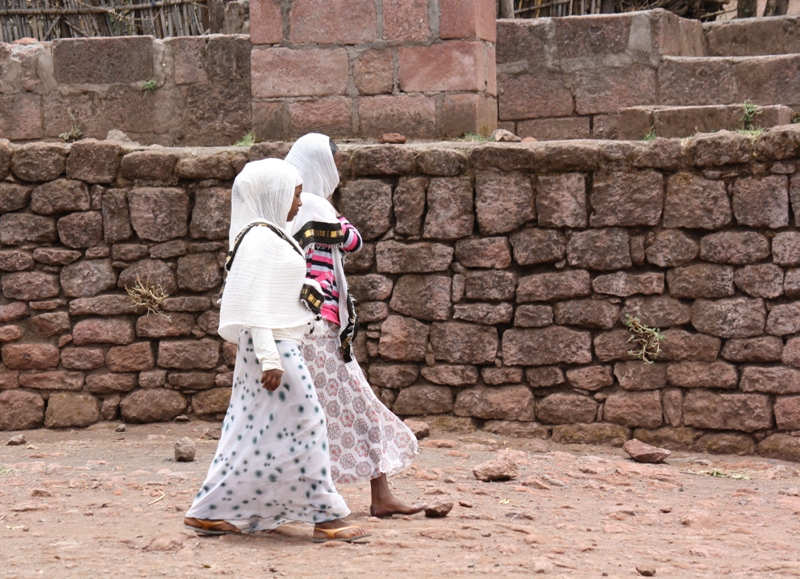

[175,437,196,462]
[424,500,453,518]
[6,434,26,446]
[636,564,657,577]
[114,424,126,433]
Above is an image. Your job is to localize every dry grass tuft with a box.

[125,276,170,319]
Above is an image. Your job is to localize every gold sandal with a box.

[184,517,242,536]
[312,525,372,543]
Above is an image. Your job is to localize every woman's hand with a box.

[261,369,283,391]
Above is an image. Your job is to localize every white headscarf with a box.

[219,159,315,343]
[284,133,340,199]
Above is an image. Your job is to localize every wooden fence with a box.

[0,0,210,41]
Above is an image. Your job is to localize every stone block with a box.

[287,98,353,138]
[503,326,592,366]
[348,274,393,302]
[571,64,656,115]
[773,232,800,266]
[340,179,393,240]
[17,371,82,392]
[483,421,548,439]
[0,371,18,390]
[2,271,60,301]
[127,188,189,242]
[416,149,469,177]
[758,434,800,463]
[66,139,119,184]
[566,228,632,271]
[44,392,99,428]
[73,318,135,346]
[755,124,800,161]
[393,384,455,415]
[390,275,451,321]
[1,343,59,370]
[33,248,81,266]
[61,347,104,370]
[353,49,393,95]
[192,388,231,415]
[0,214,57,246]
[120,151,178,182]
[767,302,800,336]
[454,303,514,325]
[658,57,736,106]
[740,366,800,395]
[455,385,534,421]
[633,426,700,451]
[652,105,743,139]
[158,339,219,370]
[663,174,731,230]
[358,96,437,139]
[694,432,756,456]
[732,175,789,229]
[391,177,425,237]
[734,264,784,299]
[368,364,419,389]
[735,54,800,109]
[481,367,524,386]
[683,390,772,432]
[289,0,376,44]
[249,0,282,44]
[53,37,152,84]
[440,0,496,41]
[120,389,188,423]
[775,396,800,431]
[699,231,770,265]
[57,211,103,249]
[106,342,154,373]
[659,329,721,362]
[379,316,429,361]
[475,172,535,236]
[589,171,663,227]
[10,143,67,183]
[252,47,348,98]
[60,260,117,298]
[517,118,591,141]
[0,93,42,141]
[169,372,216,390]
[666,361,738,389]
[536,173,587,228]
[419,364,478,387]
[469,143,537,172]
[430,322,498,365]
[687,130,752,166]
[517,270,591,303]
[509,228,566,266]
[783,337,800,368]
[0,302,28,323]
[441,93,498,138]
[552,423,630,447]
[69,295,142,316]
[455,237,511,269]
[176,254,221,293]
[667,264,734,299]
[30,180,90,215]
[785,268,800,298]
[514,304,553,328]
[399,41,484,93]
[722,336,783,362]
[175,154,235,180]
[118,259,177,295]
[29,312,70,338]
[376,241,453,274]
[604,390,662,429]
[190,188,231,241]
[0,325,22,342]
[423,177,474,240]
[0,184,32,214]
[566,365,614,392]
[465,271,516,301]
[537,393,598,425]
[632,137,684,170]
[383,0,430,41]
[525,366,565,388]
[614,361,667,391]
[553,299,620,330]
[497,71,573,120]
[102,189,132,244]
[691,297,766,339]
[593,272,664,297]
[0,390,44,430]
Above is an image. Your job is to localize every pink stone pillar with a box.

[249,0,497,140]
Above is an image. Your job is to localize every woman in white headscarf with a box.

[184,158,370,543]
[286,134,423,518]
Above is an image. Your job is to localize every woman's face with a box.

[287,184,302,222]
[333,150,343,169]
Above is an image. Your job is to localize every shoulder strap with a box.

[224,221,303,273]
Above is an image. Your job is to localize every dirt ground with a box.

[2,422,800,579]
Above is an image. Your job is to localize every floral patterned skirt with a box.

[301,321,418,484]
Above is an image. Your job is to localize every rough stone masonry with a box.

[2,126,800,463]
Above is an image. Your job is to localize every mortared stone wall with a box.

[3,127,800,462]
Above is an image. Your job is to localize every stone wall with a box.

[3,127,800,462]
[0,35,252,146]
[497,10,800,141]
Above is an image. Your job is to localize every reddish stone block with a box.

[732,175,789,229]
[684,390,771,432]
[621,296,690,328]
[252,47,348,98]
[440,94,497,139]
[498,72,573,121]
[0,93,42,140]
[10,143,67,183]
[19,371,84,392]
[554,299,620,330]
[390,275,451,321]
[423,177,474,240]
[2,271,60,301]
[537,392,598,425]
[383,0,430,41]
[517,118,591,141]
[667,264,734,299]
[120,389,187,423]
[566,228,632,271]
[735,54,800,107]
[158,339,219,370]
[0,214,57,246]
[353,50,393,95]
[475,171,535,235]
[288,98,353,138]
[658,57,736,106]
[455,385,534,421]
[510,229,566,266]
[66,139,120,184]
[289,0,376,44]
[571,64,656,116]
[590,170,663,227]
[379,315,429,361]
[663,173,731,230]
[358,95,437,139]
[455,237,512,269]
[375,241,453,274]
[60,260,117,298]
[440,0,496,41]
[687,130,752,167]
[604,390,662,429]
[775,396,800,431]
[0,390,44,430]
[61,347,104,370]
[57,212,103,249]
[252,101,287,141]
[249,0,283,44]
[1,344,60,370]
[42,93,104,141]
[399,41,484,93]
[30,180,89,215]
[503,326,592,366]
[0,183,31,214]
[691,297,766,339]
[553,14,631,60]
[430,321,498,365]
[53,37,153,84]
[73,318,135,346]
[127,188,190,242]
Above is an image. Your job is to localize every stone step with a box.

[611,104,795,140]
[659,54,800,109]
[703,15,800,57]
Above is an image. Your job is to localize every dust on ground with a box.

[2,421,800,579]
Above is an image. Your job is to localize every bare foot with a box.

[370,473,426,517]
[313,519,372,542]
